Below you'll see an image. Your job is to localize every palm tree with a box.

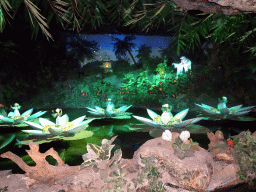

[136,44,152,61]
[111,35,138,68]
[65,34,100,64]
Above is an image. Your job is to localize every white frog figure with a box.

[172,56,191,76]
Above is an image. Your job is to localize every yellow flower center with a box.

[43,125,54,132]
[211,108,220,113]
[43,123,75,132]
[12,114,30,120]
[229,109,236,114]
[102,109,120,113]
[154,115,181,125]
[62,123,74,131]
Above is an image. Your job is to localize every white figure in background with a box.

[172,56,191,76]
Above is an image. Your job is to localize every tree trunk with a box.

[127,49,138,69]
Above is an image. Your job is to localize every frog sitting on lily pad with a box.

[86,98,132,119]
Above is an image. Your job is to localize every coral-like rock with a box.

[207,130,224,149]
[1,135,256,191]
[207,131,235,163]
[133,134,214,191]
[0,141,79,187]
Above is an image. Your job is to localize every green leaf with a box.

[15,138,22,148]
[60,130,93,140]
[0,134,15,149]
[180,143,190,151]
[58,149,66,163]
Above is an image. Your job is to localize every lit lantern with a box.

[101,55,113,73]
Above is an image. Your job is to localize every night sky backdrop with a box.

[79,34,172,67]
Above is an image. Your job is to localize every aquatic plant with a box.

[86,98,132,119]
[22,112,94,136]
[133,104,203,129]
[195,96,255,120]
[0,103,47,127]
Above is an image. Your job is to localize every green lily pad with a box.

[182,124,213,134]
[19,137,58,145]
[19,129,94,145]
[112,124,132,132]
[60,130,94,140]
[90,125,115,137]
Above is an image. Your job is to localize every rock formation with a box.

[1,132,255,191]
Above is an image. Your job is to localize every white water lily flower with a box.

[195,96,255,119]
[179,131,190,143]
[133,108,203,129]
[161,111,171,125]
[162,130,172,141]
[0,103,47,125]
[86,105,132,116]
[22,114,95,136]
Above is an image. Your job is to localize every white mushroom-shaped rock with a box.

[162,130,173,141]
[179,131,190,144]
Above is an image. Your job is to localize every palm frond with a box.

[0,0,12,14]
[0,0,14,32]
[47,0,70,23]
[24,0,53,40]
